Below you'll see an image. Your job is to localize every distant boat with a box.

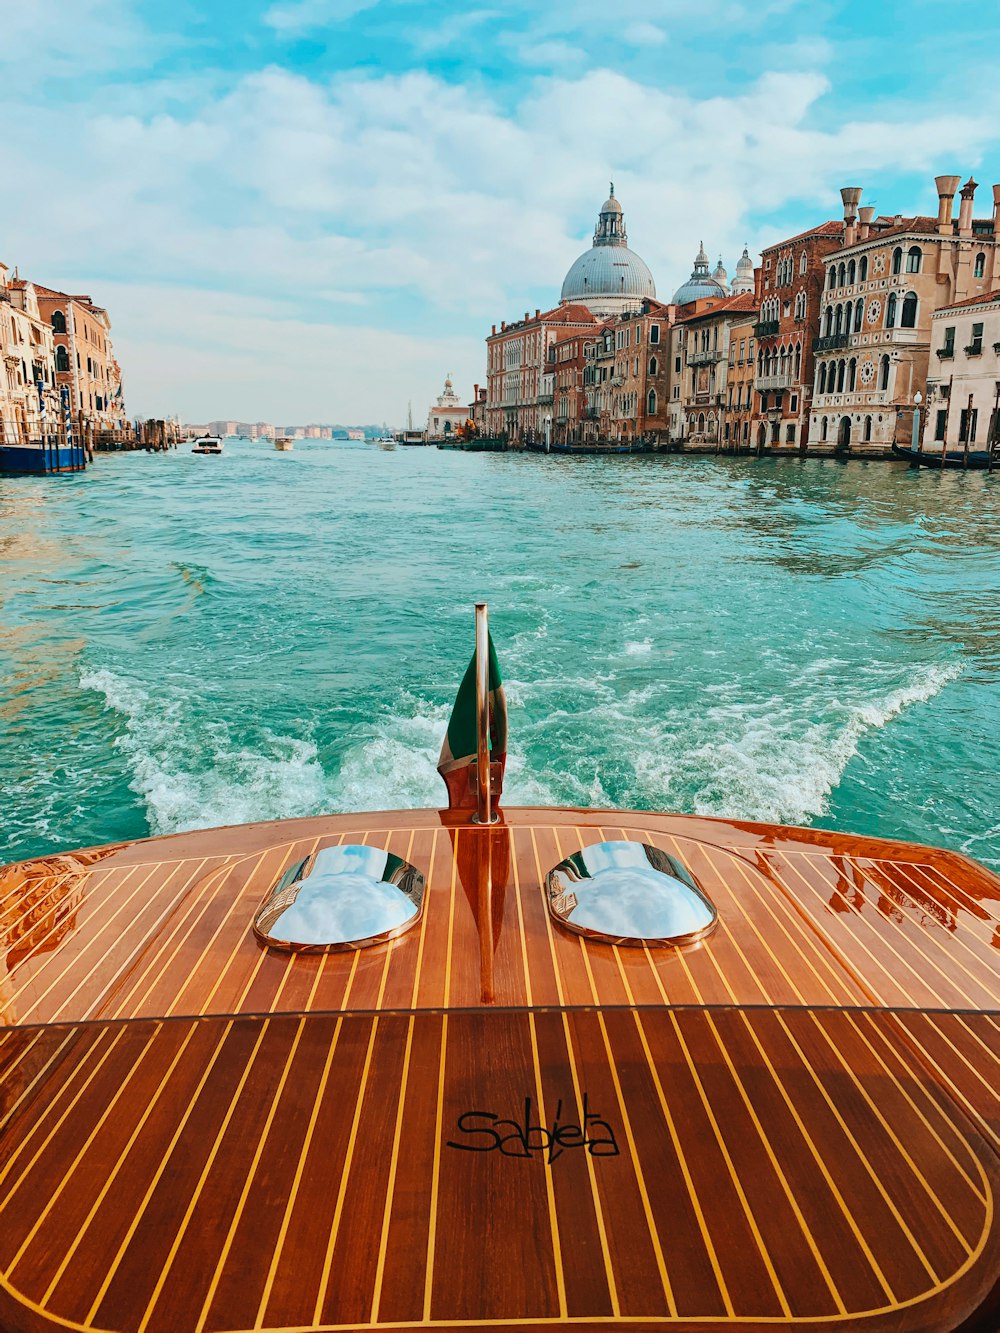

[275,439,294,451]
[190,435,224,455]
[892,442,996,470]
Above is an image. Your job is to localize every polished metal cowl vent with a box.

[253,844,424,952]
[545,840,717,948]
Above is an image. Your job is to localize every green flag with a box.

[438,634,507,808]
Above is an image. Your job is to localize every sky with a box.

[3,0,1000,424]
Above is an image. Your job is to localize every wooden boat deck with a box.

[1,806,998,1331]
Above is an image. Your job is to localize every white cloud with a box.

[4,33,1000,421]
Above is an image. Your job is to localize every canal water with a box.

[2,441,998,868]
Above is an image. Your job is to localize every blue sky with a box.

[3,0,1000,422]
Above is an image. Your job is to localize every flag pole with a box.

[473,602,492,824]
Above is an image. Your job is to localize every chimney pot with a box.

[858,205,875,240]
[535,308,540,318]
[992,185,1000,236]
[935,174,961,232]
[958,177,977,236]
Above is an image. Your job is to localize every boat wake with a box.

[80,658,962,842]
[80,668,332,836]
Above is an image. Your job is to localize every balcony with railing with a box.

[687,349,725,366]
[754,320,780,338]
[755,371,796,392]
[537,391,554,404]
[813,333,849,353]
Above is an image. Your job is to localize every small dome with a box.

[672,240,727,305]
[731,244,755,295]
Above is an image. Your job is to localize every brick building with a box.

[750,221,842,452]
[485,304,597,443]
[808,176,1000,454]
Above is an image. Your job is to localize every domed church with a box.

[673,241,756,304]
[560,186,656,318]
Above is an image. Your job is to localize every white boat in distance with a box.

[190,435,224,454]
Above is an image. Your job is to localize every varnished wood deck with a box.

[0,807,998,1331]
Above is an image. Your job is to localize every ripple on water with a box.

[1,444,997,865]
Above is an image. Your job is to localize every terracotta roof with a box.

[675,292,758,324]
[761,221,841,253]
[936,288,1000,313]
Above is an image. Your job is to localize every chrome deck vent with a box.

[545,839,717,947]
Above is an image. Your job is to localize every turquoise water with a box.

[2,441,998,868]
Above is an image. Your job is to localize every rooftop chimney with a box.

[935,174,961,234]
[993,185,1000,236]
[840,187,863,246]
[858,206,875,241]
[491,324,496,336]
[958,178,977,236]
[535,308,540,318]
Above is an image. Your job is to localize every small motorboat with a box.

[190,435,224,455]
[892,441,996,470]
[275,438,294,451]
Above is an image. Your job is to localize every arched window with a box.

[844,300,853,332]
[835,304,844,335]
[848,358,857,391]
[838,262,846,287]
[892,247,902,275]
[848,260,856,285]
[837,359,846,392]
[794,344,801,377]
[974,252,985,278]
[648,356,658,376]
[647,389,657,415]
[824,306,833,336]
[906,246,922,273]
[821,416,829,441]
[901,292,918,328]
[51,310,66,334]
[698,412,706,433]
[854,300,864,331]
[56,346,70,371]
[859,256,868,281]
[800,251,807,274]
[879,355,890,390]
[886,292,897,328]
[864,415,872,441]
[819,363,827,393]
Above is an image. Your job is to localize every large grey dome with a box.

[672,240,728,305]
[560,185,656,315]
[561,246,656,303]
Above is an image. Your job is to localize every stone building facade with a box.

[669,294,756,448]
[0,264,57,444]
[425,374,468,439]
[751,221,842,452]
[723,309,759,452]
[807,176,1000,454]
[922,290,1000,454]
[33,285,127,437]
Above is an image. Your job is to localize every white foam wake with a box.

[80,668,332,835]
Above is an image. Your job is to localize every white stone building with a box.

[922,291,1000,454]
